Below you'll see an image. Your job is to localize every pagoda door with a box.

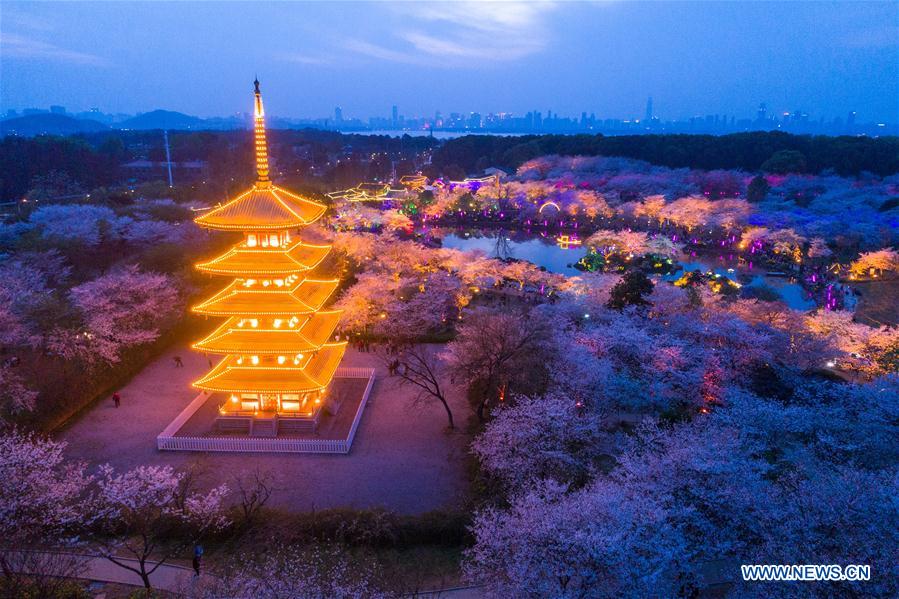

[260,393,279,412]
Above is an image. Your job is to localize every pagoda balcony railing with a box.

[218,409,318,419]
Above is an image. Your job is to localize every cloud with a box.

[343,39,427,65]
[1,32,108,66]
[344,1,559,66]
[276,52,332,66]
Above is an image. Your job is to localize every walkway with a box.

[8,551,196,592]
[10,551,486,597]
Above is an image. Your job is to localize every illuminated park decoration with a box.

[191,80,346,435]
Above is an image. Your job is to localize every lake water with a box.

[428,228,817,310]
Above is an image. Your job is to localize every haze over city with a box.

[2,1,897,123]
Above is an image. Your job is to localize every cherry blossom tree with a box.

[90,464,229,590]
[466,479,688,598]
[633,194,667,225]
[443,307,557,420]
[658,195,713,231]
[379,208,413,233]
[196,544,386,599]
[807,236,832,259]
[0,430,90,595]
[471,393,606,494]
[585,229,649,257]
[64,265,181,364]
[0,366,39,415]
[28,204,128,246]
[0,430,91,543]
[849,248,899,277]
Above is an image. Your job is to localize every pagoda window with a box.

[240,400,259,412]
[269,234,280,246]
[247,234,258,247]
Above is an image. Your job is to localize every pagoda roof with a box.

[192,342,347,394]
[196,240,331,276]
[195,184,326,231]
[193,310,342,354]
[192,278,339,317]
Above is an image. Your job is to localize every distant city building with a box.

[645,96,653,122]
[334,106,343,123]
[49,105,66,115]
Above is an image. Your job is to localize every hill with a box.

[0,114,109,137]
[118,110,205,130]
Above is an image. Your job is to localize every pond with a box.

[424,227,817,310]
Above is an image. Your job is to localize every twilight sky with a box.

[2,1,897,122]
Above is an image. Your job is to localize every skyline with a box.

[2,1,897,122]
[5,96,889,139]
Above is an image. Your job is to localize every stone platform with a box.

[156,368,375,453]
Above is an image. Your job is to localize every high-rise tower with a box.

[191,80,346,435]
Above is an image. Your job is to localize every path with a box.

[60,343,472,514]
[10,551,486,597]
[7,550,196,592]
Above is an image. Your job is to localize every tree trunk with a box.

[139,560,152,589]
[438,395,455,429]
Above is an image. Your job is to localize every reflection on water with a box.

[666,260,816,310]
[426,227,816,310]
[432,228,583,276]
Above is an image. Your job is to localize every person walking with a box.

[192,544,203,577]
[173,355,184,368]
[112,392,121,408]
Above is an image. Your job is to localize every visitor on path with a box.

[112,392,121,408]
[173,356,184,368]
[193,544,203,577]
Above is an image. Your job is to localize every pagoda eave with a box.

[192,311,342,354]
[196,242,331,276]
[195,186,326,231]
[191,279,339,316]
[192,343,346,394]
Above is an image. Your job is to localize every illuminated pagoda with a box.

[192,79,346,436]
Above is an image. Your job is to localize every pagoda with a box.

[191,79,346,436]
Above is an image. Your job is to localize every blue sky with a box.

[2,1,897,122]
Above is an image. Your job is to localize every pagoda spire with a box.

[253,78,271,186]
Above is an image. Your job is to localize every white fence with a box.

[156,367,376,454]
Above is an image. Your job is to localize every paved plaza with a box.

[60,344,472,514]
